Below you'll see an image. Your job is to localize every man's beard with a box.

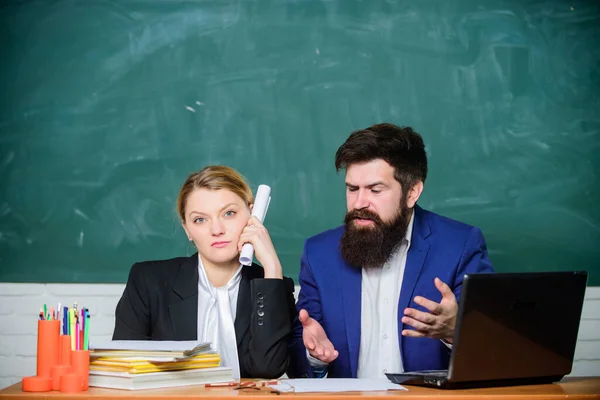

[340,203,411,269]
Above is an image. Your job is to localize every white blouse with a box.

[196,257,242,380]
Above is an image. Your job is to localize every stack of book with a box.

[88,340,233,390]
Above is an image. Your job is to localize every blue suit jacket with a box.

[287,205,494,378]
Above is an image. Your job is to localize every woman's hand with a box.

[237,216,283,279]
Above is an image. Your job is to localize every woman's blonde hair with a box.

[177,166,254,221]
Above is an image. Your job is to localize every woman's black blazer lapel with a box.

[169,254,199,340]
[168,255,264,344]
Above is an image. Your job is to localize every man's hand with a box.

[401,277,458,343]
[300,309,339,363]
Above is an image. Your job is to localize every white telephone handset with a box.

[239,184,271,266]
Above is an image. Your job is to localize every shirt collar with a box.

[404,207,415,248]
[381,207,415,268]
[197,256,243,293]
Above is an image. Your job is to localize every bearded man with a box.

[287,123,495,379]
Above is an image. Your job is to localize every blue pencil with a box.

[63,307,68,335]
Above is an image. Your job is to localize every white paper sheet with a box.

[269,378,406,393]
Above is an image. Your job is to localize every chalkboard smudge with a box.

[74,208,90,221]
[2,151,14,167]
[441,197,491,206]
[185,105,196,113]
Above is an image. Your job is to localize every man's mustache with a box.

[344,209,384,225]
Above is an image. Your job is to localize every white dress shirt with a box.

[357,211,414,378]
[307,212,415,377]
[197,258,242,379]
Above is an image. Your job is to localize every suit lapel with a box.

[341,259,362,378]
[234,266,255,347]
[397,206,430,361]
[169,254,200,340]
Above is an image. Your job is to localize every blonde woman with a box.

[113,166,295,379]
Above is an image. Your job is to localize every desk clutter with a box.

[20,306,234,392]
[21,303,91,393]
[87,340,233,390]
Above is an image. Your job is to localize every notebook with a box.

[386,271,588,389]
[89,353,221,373]
[89,367,234,390]
[89,340,211,361]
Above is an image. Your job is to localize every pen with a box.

[240,380,278,387]
[231,381,282,395]
[76,321,80,350]
[256,380,279,387]
[205,382,238,387]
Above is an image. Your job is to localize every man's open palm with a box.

[300,309,339,363]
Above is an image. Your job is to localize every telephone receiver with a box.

[239,184,271,266]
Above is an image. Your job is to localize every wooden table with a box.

[1,377,599,399]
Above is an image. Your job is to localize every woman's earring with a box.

[188,237,193,242]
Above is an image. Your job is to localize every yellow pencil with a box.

[70,308,76,351]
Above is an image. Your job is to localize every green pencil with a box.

[83,313,90,351]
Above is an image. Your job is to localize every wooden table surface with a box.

[1,377,599,399]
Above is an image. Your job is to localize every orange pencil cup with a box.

[59,335,71,366]
[70,350,90,390]
[60,373,82,393]
[21,376,52,392]
[36,319,60,377]
[51,365,70,391]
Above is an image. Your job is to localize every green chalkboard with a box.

[1,1,599,285]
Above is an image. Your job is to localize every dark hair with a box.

[335,123,428,195]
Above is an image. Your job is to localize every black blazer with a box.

[113,253,296,378]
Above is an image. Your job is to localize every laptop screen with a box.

[448,271,587,383]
